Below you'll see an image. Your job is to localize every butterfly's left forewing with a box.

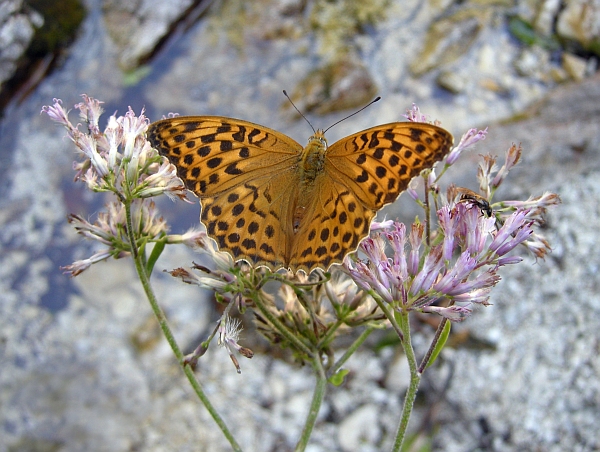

[326,123,453,210]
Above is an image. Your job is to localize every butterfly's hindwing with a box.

[288,178,375,272]
[200,168,301,270]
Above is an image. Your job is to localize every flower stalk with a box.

[392,312,420,451]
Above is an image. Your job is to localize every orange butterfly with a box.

[148,116,453,273]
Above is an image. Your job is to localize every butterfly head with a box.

[307,129,328,150]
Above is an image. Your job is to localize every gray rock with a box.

[338,404,381,452]
[557,0,600,49]
[102,0,201,70]
[0,0,43,85]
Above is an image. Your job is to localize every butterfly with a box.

[147,115,453,273]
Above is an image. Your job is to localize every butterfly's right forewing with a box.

[148,117,302,197]
[326,123,453,211]
[286,122,453,272]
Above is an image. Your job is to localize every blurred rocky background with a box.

[1,0,599,451]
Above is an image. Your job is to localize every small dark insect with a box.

[455,187,493,218]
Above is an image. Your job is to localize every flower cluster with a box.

[346,208,514,321]
[42,95,195,276]
[344,139,559,322]
[42,95,187,200]
[63,201,167,276]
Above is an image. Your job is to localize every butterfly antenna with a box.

[283,90,316,134]
[323,96,382,133]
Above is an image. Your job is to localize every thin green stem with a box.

[316,318,344,350]
[392,313,421,452]
[328,325,375,377]
[124,201,242,451]
[295,289,320,343]
[124,201,140,259]
[184,321,220,368]
[423,177,431,246]
[295,354,327,452]
[182,365,242,451]
[434,162,451,181]
[371,293,403,341]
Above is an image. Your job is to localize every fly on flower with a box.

[454,186,493,218]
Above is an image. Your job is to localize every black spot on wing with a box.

[232,126,246,142]
[183,121,201,132]
[201,133,216,143]
[207,157,222,168]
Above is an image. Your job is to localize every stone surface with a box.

[557,0,600,49]
[102,0,198,70]
[338,404,381,452]
[562,51,589,81]
[409,6,489,76]
[286,59,378,115]
[0,0,42,85]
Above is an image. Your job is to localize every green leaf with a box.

[329,369,350,386]
[426,320,451,369]
[508,17,537,46]
[508,16,561,51]
[122,65,151,87]
[146,240,166,276]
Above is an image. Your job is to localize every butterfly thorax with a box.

[291,130,328,233]
[300,130,328,186]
